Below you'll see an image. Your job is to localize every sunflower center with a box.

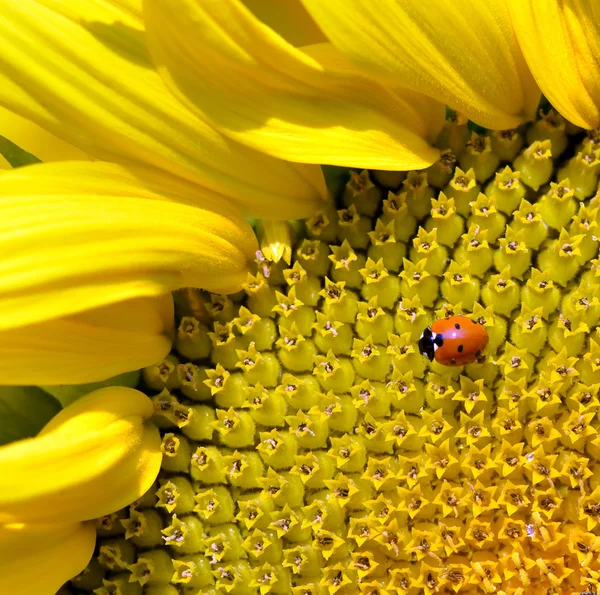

[74,112,600,595]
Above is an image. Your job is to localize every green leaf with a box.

[41,370,142,408]
[0,387,61,446]
[0,135,42,168]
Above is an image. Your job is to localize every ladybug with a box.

[418,315,488,366]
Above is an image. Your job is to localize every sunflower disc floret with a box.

[70,112,600,595]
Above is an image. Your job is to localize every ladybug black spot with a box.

[475,350,481,357]
[457,345,464,353]
[434,334,444,347]
[450,359,456,365]
[455,323,460,329]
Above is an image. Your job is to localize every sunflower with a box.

[67,115,600,594]
[3,1,600,595]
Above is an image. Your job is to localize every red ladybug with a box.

[418,315,488,366]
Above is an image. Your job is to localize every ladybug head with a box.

[418,326,435,361]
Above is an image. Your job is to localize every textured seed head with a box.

[73,113,600,595]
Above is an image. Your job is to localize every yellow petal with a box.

[143,0,444,170]
[0,106,91,164]
[42,0,143,23]
[0,161,258,330]
[0,386,161,524]
[301,0,541,130]
[0,0,326,218]
[0,296,173,386]
[0,522,96,595]
[509,0,600,129]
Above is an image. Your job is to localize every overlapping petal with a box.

[0,0,325,218]
[0,522,96,595]
[0,161,258,331]
[0,296,173,386]
[143,0,445,170]
[0,387,161,524]
[510,0,600,129]
[300,0,541,130]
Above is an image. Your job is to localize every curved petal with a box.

[43,0,143,23]
[0,161,258,330]
[0,296,173,386]
[0,387,161,524]
[0,522,96,595]
[143,0,445,170]
[509,0,600,129]
[0,0,326,218]
[300,0,541,130]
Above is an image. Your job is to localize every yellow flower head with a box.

[4,1,600,594]
[62,116,600,595]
